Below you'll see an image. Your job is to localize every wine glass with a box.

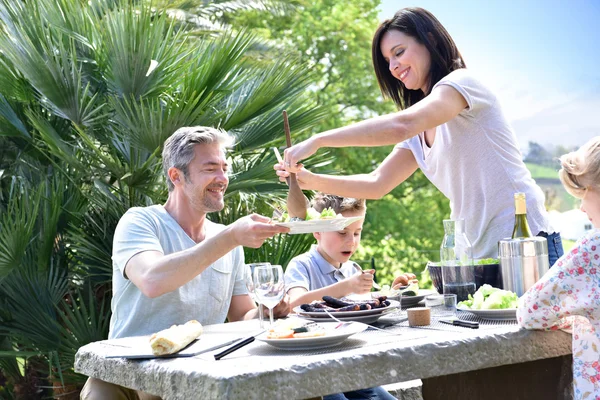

[253,264,285,327]
[245,263,270,328]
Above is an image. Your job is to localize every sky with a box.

[378,0,600,150]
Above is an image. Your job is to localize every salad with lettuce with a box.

[306,207,337,220]
[458,284,518,310]
[278,207,340,222]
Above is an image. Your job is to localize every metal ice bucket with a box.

[498,237,549,297]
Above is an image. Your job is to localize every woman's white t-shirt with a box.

[397,69,551,258]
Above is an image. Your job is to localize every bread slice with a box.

[149,320,203,356]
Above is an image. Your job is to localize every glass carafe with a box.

[440,219,475,302]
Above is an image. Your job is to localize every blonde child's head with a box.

[559,136,600,228]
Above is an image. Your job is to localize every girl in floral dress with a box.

[518,136,600,399]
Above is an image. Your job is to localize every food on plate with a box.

[392,272,418,289]
[306,206,338,220]
[299,295,390,313]
[149,320,203,355]
[458,284,518,310]
[378,279,420,298]
[276,206,342,222]
[267,318,326,339]
[407,307,431,327]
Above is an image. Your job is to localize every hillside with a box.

[525,163,578,211]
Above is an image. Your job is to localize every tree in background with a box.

[0,0,326,396]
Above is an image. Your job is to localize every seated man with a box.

[285,194,396,400]
[81,126,290,399]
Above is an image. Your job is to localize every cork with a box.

[407,307,431,326]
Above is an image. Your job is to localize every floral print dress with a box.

[518,229,600,399]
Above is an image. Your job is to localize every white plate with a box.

[256,322,368,350]
[457,306,517,321]
[293,299,400,318]
[276,216,364,234]
[293,301,399,324]
[294,307,398,324]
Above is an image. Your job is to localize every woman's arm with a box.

[284,85,467,166]
[278,147,418,199]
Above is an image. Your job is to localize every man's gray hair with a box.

[162,126,234,192]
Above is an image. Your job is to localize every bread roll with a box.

[149,320,203,355]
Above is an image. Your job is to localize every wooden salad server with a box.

[283,110,308,220]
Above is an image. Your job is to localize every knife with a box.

[214,328,267,360]
[440,319,479,329]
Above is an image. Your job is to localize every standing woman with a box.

[275,7,563,262]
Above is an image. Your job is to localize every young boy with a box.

[284,194,396,400]
[285,194,374,308]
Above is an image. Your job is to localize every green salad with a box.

[458,284,518,309]
[277,207,339,222]
[305,207,337,220]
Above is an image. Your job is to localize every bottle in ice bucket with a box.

[440,219,475,302]
[512,192,533,238]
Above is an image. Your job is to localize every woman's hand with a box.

[273,161,314,189]
[283,137,320,170]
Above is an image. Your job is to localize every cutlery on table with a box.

[214,329,267,360]
[105,336,249,359]
[440,318,479,329]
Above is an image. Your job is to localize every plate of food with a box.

[276,215,364,234]
[293,296,400,323]
[456,284,519,320]
[400,289,436,307]
[457,306,517,321]
[256,320,368,350]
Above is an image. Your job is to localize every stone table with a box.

[75,314,573,399]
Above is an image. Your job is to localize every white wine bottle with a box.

[512,192,533,238]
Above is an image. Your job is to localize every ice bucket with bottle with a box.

[497,237,549,297]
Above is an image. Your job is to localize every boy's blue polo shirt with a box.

[284,245,361,292]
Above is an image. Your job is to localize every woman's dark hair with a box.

[372,7,465,109]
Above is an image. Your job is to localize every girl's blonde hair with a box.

[559,136,600,198]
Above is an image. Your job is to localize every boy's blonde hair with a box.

[311,193,366,214]
[559,136,600,198]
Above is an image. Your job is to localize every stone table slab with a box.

[75,318,572,399]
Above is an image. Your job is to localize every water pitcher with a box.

[440,219,475,302]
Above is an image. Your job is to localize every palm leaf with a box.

[0,184,41,278]
[98,4,190,99]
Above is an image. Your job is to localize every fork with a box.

[352,262,381,290]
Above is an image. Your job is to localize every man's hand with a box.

[344,270,374,295]
[267,293,291,318]
[229,214,289,248]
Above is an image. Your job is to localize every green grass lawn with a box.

[525,163,560,180]
[525,163,579,211]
